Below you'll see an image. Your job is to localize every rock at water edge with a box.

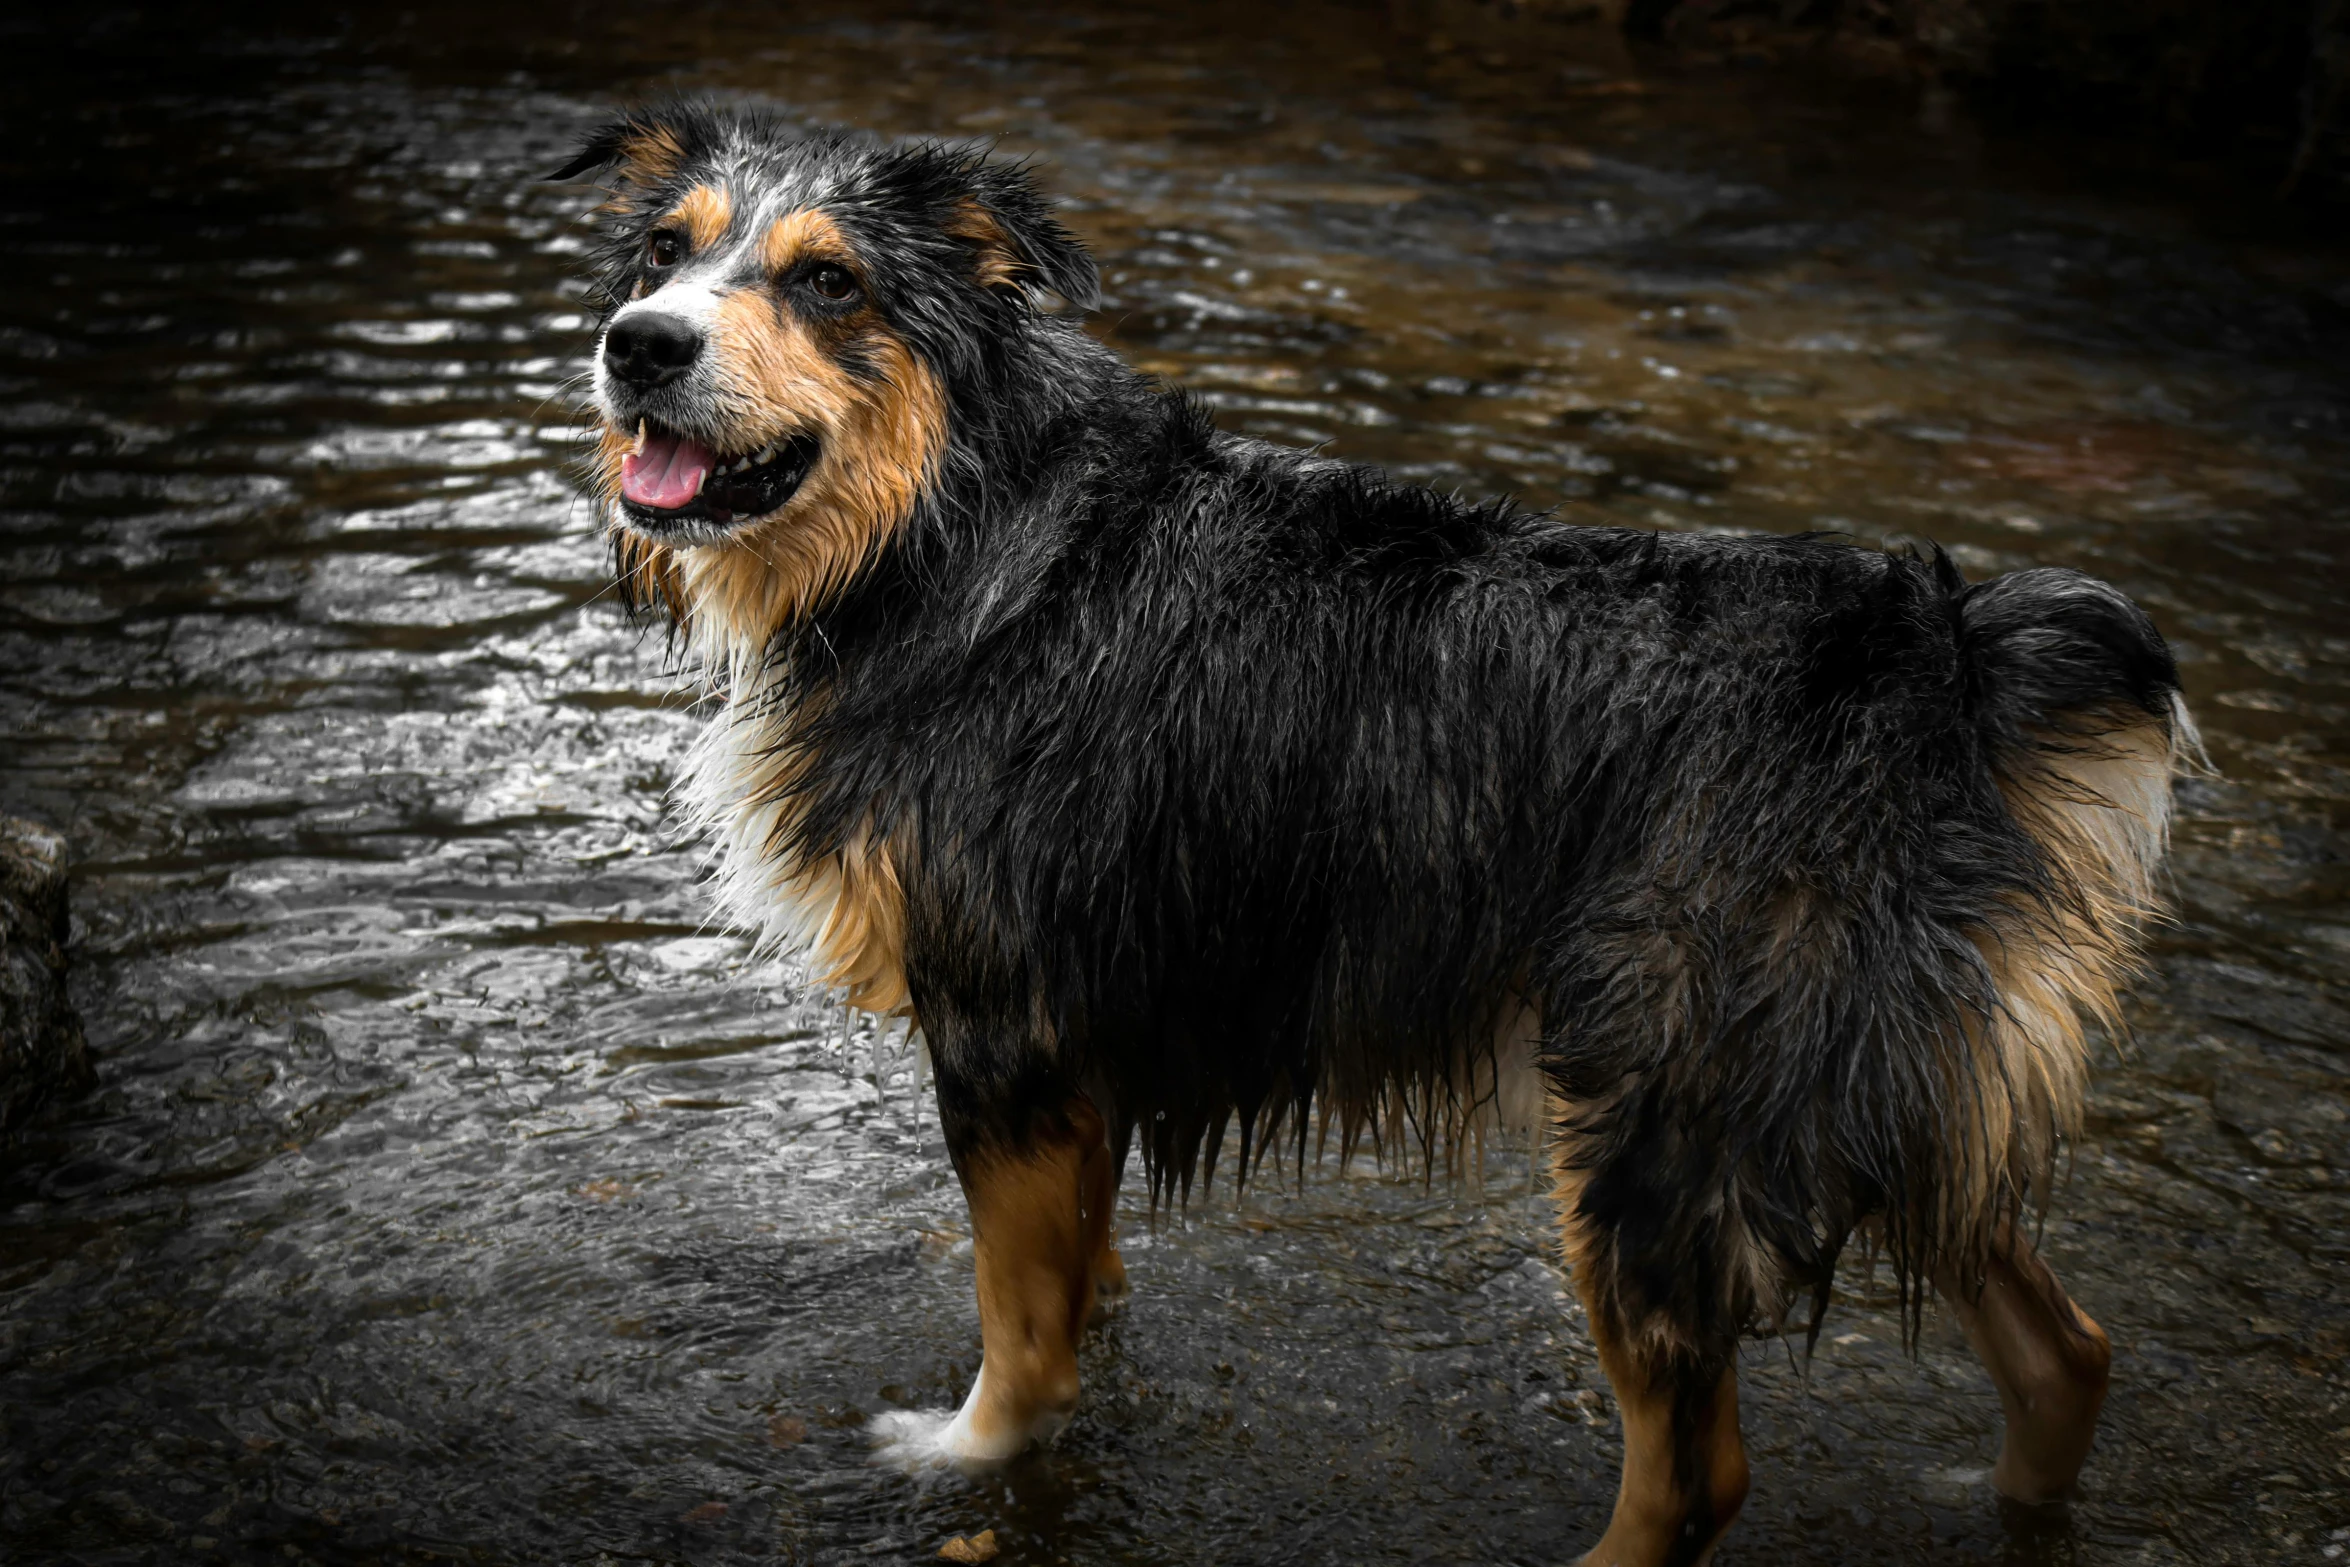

[1,815,90,1137]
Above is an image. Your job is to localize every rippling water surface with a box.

[2,5,2346,1563]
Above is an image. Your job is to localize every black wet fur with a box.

[552,105,2184,1363]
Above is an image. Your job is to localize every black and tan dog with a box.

[550,104,2195,1565]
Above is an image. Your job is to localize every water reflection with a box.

[1,4,2344,1563]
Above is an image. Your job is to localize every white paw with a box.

[866,1366,1065,1471]
[866,1405,967,1472]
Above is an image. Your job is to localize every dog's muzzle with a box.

[600,308,824,536]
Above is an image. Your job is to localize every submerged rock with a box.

[1,815,89,1137]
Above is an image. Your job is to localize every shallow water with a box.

[1,4,2346,1564]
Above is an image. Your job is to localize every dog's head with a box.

[550,105,1098,648]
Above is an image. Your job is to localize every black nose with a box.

[603,312,702,389]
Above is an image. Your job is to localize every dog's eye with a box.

[805,263,859,302]
[646,231,685,269]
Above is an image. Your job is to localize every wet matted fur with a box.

[550,102,2196,1559]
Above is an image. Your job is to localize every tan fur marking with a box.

[794,831,911,1014]
[761,208,854,276]
[711,286,860,446]
[624,124,685,182]
[677,687,918,1015]
[1574,1354,1746,1567]
[946,198,1027,293]
[955,1098,1113,1455]
[1947,709,2185,1252]
[665,183,733,251]
[594,124,687,215]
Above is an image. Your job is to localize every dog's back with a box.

[813,399,2187,1549]
[799,415,2185,1315]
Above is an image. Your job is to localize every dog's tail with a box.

[1936,565,2201,1273]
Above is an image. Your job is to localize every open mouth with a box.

[618,422,821,531]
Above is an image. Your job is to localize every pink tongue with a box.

[620,429,715,509]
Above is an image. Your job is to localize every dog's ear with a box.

[544,111,691,207]
[544,123,630,184]
[949,163,1100,312]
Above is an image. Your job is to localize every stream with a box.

[2,4,2346,1563]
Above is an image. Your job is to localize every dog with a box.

[548,103,2195,1566]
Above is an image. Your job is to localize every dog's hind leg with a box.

[1570,1295,1748,1567]
[1554,1107,1749,1565]
[1938,1227,2111,1505]
[1555,1141,1747,1565]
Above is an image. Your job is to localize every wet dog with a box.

[549,104,2195,1565]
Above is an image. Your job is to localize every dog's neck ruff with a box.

[674,600,910,1016]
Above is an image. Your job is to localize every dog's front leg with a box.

[872,1045,1110,1469]
[938,1093,1108,1461]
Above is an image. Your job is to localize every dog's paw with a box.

[867,1368,1056,1471]
[866,1406,967,1472]
[866,1406,1029,1472]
